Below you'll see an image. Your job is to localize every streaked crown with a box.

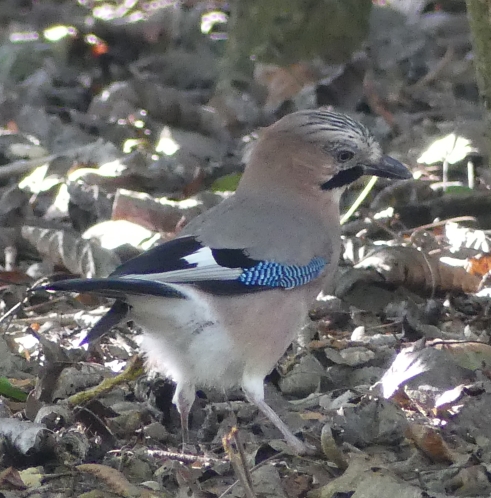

[272,108,382,164]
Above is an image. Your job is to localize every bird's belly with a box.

[211,290,309,381]
[128,293,244,390]
[128,285,312,392]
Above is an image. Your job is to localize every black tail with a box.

[32,277,186,344]
[33,278,187,299]
[82,300,130,344]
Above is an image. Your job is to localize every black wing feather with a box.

[110,235,260,278]
[194,280,267,295]
[110,236,203,277]
[211,248,257,268]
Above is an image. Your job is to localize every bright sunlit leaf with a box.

[155,126,180,156]
[43,25,77,42]
[201,11,228,35]
[418,133,477,165]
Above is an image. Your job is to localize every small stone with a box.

[351,325,366,340]
[144,422,170,442]
[340,346,375,366]
[279,355,324,397]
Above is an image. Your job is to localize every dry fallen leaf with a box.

[254,62,319,112]
[405,424,454,464]
[0,466,27,490]
[21,226,121,278]
[77,463,154,497]
[356,246,480,294]
[466,254,491,277]
[433,341,491,372]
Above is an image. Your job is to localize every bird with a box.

[36,109,411,454]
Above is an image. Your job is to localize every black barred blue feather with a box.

[238,258,326,289]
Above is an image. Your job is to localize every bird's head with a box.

[243,109,411,194]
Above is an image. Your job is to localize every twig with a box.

[340,176,378,225]
[468,160,475,189]
[442,158,449,192]
[366,320,403,331]
[23,296,68,313]
[0,301,24,328]
[4,246,16,271]
[219,449,287,498]
[408,46,455,90]
[400,216,477,235]
[67,355,144,406]
[429,339,489,346]
[222,427,256,498]
[146,448,222,465]
[420,249,436,299]
[0,154,57,179]
[367,216,403,240]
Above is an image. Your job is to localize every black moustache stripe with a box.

[321,166,364,190]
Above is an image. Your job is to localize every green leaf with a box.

[0,377,27,401]
[211,173,242,192]
[444,186,474,195]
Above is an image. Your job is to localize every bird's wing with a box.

[38,235,327,298]
[110,235,252,283]
[111,235,327,294]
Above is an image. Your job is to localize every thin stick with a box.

[218,450,286,498]
[0,301,23,328]
[409,46,454,89]
[468,160,475,189]
[340,176,378,225]
[400,216,477,235]
[67,355,144,406]
[222,427,256,498]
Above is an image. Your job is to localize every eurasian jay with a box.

[38,109,411,454]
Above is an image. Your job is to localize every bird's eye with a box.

[337,150,354,162]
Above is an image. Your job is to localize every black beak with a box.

[363,155,412,180]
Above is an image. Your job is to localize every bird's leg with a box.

[242,377,315,455]
[172,382,196,447]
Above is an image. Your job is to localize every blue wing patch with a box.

[238,257,326,289]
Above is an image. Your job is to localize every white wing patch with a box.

[182,247,215,266]
[123,245,243,283]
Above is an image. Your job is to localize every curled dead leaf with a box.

[77,464,145,497]
[466,254,491,277]
[21,226,121,278]
[356,246,480,295]
[405,424,454,464]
